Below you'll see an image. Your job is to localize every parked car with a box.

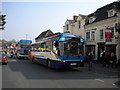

[0,51,8,65]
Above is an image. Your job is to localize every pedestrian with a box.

[104,52,110,67]
[10,51,14,58]
[100,50,105,65]
[88,51,94,71]
[100,51,103,62]
[4,51,7,54]
[101,50,106,66]
[111,52,117,68]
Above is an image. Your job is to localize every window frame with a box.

[86,32,90,41]
[100,29,104,40]
[89,17,96,23]
[107,9,116,17]
[91,31,95,41]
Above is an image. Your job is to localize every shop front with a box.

[85,45,95,59]
[97,42,105,61]
[105,44,117,55]
[97,43,117,61]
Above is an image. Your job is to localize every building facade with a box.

[63,15,86,37]
[63,1,120,60]
[85,1,120,60]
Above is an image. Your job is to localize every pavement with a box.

[84,61,120,88]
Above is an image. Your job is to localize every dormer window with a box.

[89,17,96,23]
[108,9,116,17]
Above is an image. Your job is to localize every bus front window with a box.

[64,42,79,56]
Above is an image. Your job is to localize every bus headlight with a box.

[80,60,83,62]
[63,60,66,62]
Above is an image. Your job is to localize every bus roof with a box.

[20,39,32,42]
[33,33,85,45]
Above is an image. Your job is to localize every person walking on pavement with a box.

[88,51,94,71]
[101,50,106,67]
[104,52,110,67]
[100,50,105,66]
[10,51,14,58]
[111,52,117,68]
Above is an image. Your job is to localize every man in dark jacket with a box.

[88,51,94,71]
[111,52,117,68]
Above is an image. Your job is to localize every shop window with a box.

[105,28,114,42]
[106,38,112,42]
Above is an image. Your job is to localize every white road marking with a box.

[95,79,104,82]
[8,60,17,62]
[113,83,116,85]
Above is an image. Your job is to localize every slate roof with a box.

[78,14,87,18]
[85,1,120,25]
[67,19,74,24]
[35,29,53,39]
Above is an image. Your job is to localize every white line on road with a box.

[113,83,116,85]
[8,60,17,62]
[95,79,104,82]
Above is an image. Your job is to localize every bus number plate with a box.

[70,63,77,65]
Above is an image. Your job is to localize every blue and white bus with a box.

[29,33,85,69]
[16,39,32,59]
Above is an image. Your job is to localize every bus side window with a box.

[46,50,51,52]
[38,50,42,52]
[43,50,45,52]
[42,50,50,52]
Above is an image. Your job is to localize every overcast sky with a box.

[1,0,116,43]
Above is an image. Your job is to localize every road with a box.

[2,57,119,89]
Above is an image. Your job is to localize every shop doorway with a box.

[106,45,117,55]
[85,45,95,57]
[97,43,105,60]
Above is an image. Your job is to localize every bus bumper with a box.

[17,55,29,59]
[52,60,84,69]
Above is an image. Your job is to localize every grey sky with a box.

[1,0,116,42]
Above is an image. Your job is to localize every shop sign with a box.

[105,27,112,38]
